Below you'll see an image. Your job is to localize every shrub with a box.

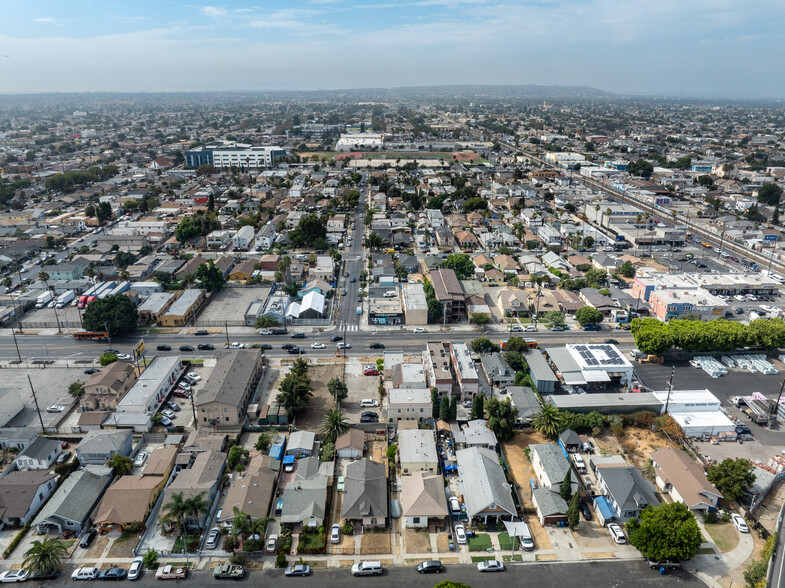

[223,535,238,552]
[143,548,159,570]
[229,554,246,566]
[275,554,288,568]
[341,521,353,536]
[122,521,144,533]
[2,523,30,558]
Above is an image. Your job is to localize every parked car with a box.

[159,416,172,427]
[731,513,749,533]
[194,330,208,336]
[266,534,278,552]
[580,503,593,521]
[197,343,214,351]
[0,569,29,583]
[161,409,176,419]
[155,566,187,580]
[360,412,378,423]
[416,560,444,574]
[56,451,71,465]
[98,568,128,581]
[187,372,201,381]
[454,524,467,544]
[83,368,100,375]
[80,530,96,548]
[351,561,383,577]
[271,329,287,335]
[360,399,379,407]
[71,568,99,581]
[449,496,461,513]
[607,523,626,544]
[259,329,273,335]
[311,342,326,349]
[477,560,504,573]
[133,452,148,467]
[524,325,537,332]
[604,339,619,344]
[205,527,221,550]
[646,559,681,570]
[172,389,191,398]
[291,332,305,338]
[363,366,379,376]
[413,328,426,333]
[46,405,65,413]
[284,565,311,577]
[369,342,385,349]
[550,326,565,331]
[157,344,171,351]
[330,524,341,544]
[179,345,194,352]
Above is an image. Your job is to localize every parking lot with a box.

[1,366,85,429]
[20,303,83,328]
[195,287,270,327]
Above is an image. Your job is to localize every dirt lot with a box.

[571,517,616,551]
[84,535,109,559]
[594,427,676,472]
[360,532,391,554]
[435,533,451,552]
[405,530,431,553]
[107,533,139,558]
[502,431,551,509]
[293,364,341,431]
[753,479,785,535]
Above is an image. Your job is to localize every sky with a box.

[1,0,784,97]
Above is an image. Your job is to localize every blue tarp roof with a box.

[282,455,295,464]
[593,495,615,520]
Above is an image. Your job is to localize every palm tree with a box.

[161,491,188,535]
[320,408,350,444]
[120,269,130,281]
[532,405,564,438]
[23,537,68,576]
[184,492,210,531]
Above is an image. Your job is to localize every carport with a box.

[592,495,616,526]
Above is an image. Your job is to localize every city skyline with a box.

[1,0,784,98]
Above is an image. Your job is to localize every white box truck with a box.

[56,290,75,309]
[35,291,54,309]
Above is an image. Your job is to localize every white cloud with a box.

[33,17,58,23]
[110,15,149,24]
[199,6,227,17]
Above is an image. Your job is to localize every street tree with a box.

[575,306,604,326]
[626,502,702,562]
[544,310,564,326]
[366,232,383,250]
[23,537,69,577]
[470,337,499,354]
[427,298,444,324]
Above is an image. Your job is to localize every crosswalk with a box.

[337,323,359,332]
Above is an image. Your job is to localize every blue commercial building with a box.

[185,148,213,168]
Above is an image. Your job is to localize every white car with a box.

[330,524,341,544]
[259,330,273,335]
[128,557,144,581]
[134,452,148,467]
[607,523,626,544]
[0,570,29,583]
[162,409,176,419]
[116,353,133,361]
[266,534,278,552]
[311,342,326,349]
[731,513,749,533]
[477,560,504,573]
[178,382,192,391]
[455,524,467,544]
[205,527,221,550]
[46,405,65,413]
[186,372,201,381]
[413,328,426,333]
[524,325,537,332]
[229,342,246,349]
[71,568,99,581]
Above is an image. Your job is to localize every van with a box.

[360,399,378,407]
[518,522,535,551]
[572,454,587,473]
[383,290,397,298]
[351,561,383,576]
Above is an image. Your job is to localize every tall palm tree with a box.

[162,492,188,535]
[532,405,564,438]
[320,408,350,444]
[119,269,130,281]
[184,492,210,531]
[23,537,68,576]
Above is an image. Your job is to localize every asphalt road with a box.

[0,329,636,362]
[37,561,702,587]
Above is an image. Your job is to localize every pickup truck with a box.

[155,565,188,580]
[212,563,245,580]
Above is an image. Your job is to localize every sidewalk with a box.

[682,518,755,586]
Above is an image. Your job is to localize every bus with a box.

[73,331,109,341]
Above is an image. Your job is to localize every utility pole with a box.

[663,366,675,415]
[771,375,785,426]
[11,330,22,363]
[27,374,45,432]
[103,323,112,350]
[224,321,230,348]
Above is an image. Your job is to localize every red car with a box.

[172,389,191,398]
[363,367,379,376]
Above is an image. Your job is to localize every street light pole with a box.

[27,374,45,432]
[11,330,22,363]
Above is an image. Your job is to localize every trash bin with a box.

[449,542,455,552]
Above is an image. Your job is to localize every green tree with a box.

[544,310,564,326]
[575,306,604,326]
[85,203,96,218]
[707,458,756,502]
[616,260,636,278]
[254,432,272,452]
[470,337,500,354]
[628,159,654,179]
[485,397,518,441]
[83,294,138,334]
[470,313,491,325]
[327,378,349,404]
[113,251,136,269]
[626,502,702,562]
[96,201,113,224]
[431,388,440,419]
[386,443,397,462]
[68,381,84,399]
[439,395,450,421]
[434,582,472,588]
[449,395,458,420]
[276,359,313,418]
[582,236,595,249]
[227,445,245,470]
[106,453,133,476]
[174,217,198,244]
[22,537,69,577]
[207,193,215,212]
[757,182,783,206]
[427,298,444,324]
[255,316,280,329]
[442,253,474,279]
[143,548,159,570]
[366,232,383,250]
[320,408,350,444]
[462,197,488,213]
[470,394,485,420]
[289,214,328,247]
[532,405,564,437]
[99,353,118,366]
[567,492,581,529]
[560,468,573,501]
[195,260,224,293]
[504,351,529,372]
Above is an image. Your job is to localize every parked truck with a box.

[55,290,75,309]
[35,291,54,309]
[212,563,244,580]
[155,565,188,580]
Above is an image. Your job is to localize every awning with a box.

[502,520,529,537]
[561,371,587,386]
[582,370,611,383]
[593,496,615,521]
[282,455,295,465]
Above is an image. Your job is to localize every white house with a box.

[14,437,62,470]
[388,388,431,423]
[232,226,256,250]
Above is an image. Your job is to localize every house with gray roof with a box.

[163,450,226,530]
[530,443,577,495]
[286,431,316,457]
[0,428,38,451]
[532,487,568,526]
[14,437,62,470]
[480,353,515,391]
[341,459,388,527]
[559,429,582,453]
[281,456,328,529]
[451,420,498,450]
[398,429,438,475]
[76,429,133,465]
[0,470,57,527]
[457,446,516,523]
[33,466,112,534]
[506,386,541,425]
[595,465,659,523]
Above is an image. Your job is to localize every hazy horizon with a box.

[2,0,784,99]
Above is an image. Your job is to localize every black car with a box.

[157,344,171,351]
[194,330,208,336]
[330,335,343,342]
[369,342,385,349]
[29,569,59,581]
[603,339,619,344]
[197,343,215,351]
[287,347,303,355]
[260,344,273,350]
[580,503,593,521]
[291,332,305,338]
[282,343,295,350]
[360,414,379,423]
[416,561,444,574]
[735,425,752,435]
[98,568,128,581]
[84,368,100,375]
[179,345,194,352]
[272,329,287,335]
[79,530,96,548]
[735,307,745,314]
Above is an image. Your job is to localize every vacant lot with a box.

[405,530,431,553]
[502,430,551,509]
[295,364,341,431]
[195,287,268,326]
[594,427,676,472]
[360,532,391,554]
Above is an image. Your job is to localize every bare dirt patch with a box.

[107,533,140,558]
[84,535,109,559]
[339,560,355,568]
[294,364,341,431]
[502,430,550,509]
[536,553,557,561]
[436,533,451,553]
[581,552,617,559]
[594,428,676,472]
[405,530,431,553]
[360,532,391,554]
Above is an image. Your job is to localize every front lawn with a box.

[172,536,200,553]
[471,555,495,563]
[467,533,492,552]
[497,532,516,550]
[703,521,739,553]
